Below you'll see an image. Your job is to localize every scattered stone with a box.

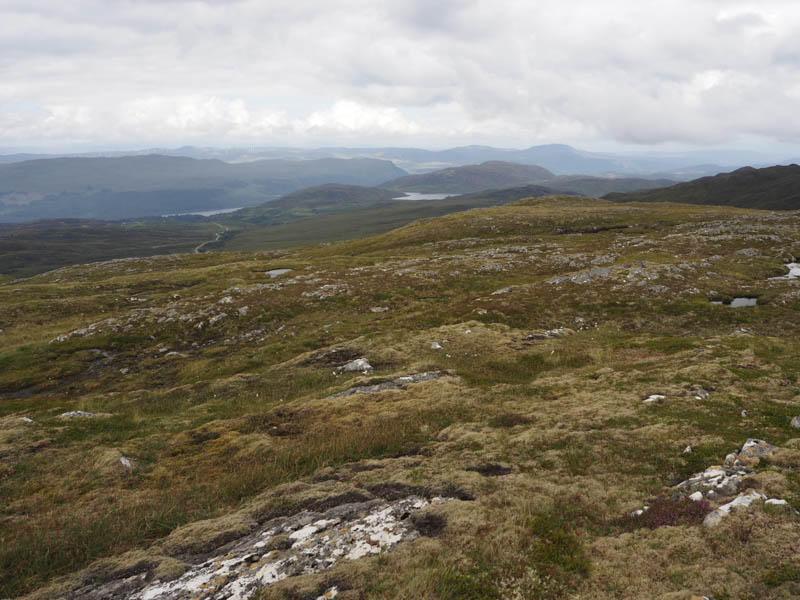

[266,268,293,278]
[208,313,228,325]
[491,286,518,295]
[120,456,133,470]
[791,416,800,429]
[643,394,666,404]
[328,372,443,399]
[683,446,693,454]
[675,464,744,498]
[523,328,574,340]
[741,410,748,418]
[218,296,234,304]
[59,411,95,419]
[370,307,389,313]
[336,358,373,375]
[431,342,443,350]
[689,491,704,502]
[237,306,249,316]
[703,490,766,528]
[20,417,34,423]
[765,498,788,506]
[693,388,709,400]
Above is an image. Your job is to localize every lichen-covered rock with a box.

[80,496,449,600]
[726,438,776,467]
[702,490,766,528]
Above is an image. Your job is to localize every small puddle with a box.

[711,297,758,307]
[266,269,292,279]
[770,263,800,280]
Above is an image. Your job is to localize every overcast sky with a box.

[2,0,800,153]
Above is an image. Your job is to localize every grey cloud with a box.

[2,0,800,149]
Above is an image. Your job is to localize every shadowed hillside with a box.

[605,164,800,210]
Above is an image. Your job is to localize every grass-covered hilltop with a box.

[2,195,800,600]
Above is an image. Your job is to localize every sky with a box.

[2,0,800,154]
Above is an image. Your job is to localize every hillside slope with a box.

[605,164,800,210]
[219,185,559,252]
[543,175,676,197]
[2,199,800,599]
[229,184,399,226]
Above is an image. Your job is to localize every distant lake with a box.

[392,192,454,201]
[162,207,243,217]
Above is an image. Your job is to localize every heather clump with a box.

[616,497,711,531]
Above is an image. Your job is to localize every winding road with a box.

[194,223,228,254]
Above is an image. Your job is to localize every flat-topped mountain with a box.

[605,164,800,210]
[0,155,407,222]
[379,160,555,193]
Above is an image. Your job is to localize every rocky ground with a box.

[1,196,800,599]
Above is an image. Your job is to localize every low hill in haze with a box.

[229,184,399,226]
[542,175,676,197]
[605,164,800,210]
[379,161,555,193]
[0,155,406,222]
[379,160,674,197]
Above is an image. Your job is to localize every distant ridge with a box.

[379,161,555,194]
[379,160,673,197]
[0,143,758,178]
[605,164,800,210]
[0,155,407,222]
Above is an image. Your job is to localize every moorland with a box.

[2,189,800,599]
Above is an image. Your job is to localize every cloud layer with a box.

[2,0,800,149]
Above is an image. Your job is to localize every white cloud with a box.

[2,0,800,149]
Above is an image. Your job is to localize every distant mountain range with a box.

[2,143,794,178]
[0,155,406,222]
[379,161,674,196]
[605,164,800,210]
